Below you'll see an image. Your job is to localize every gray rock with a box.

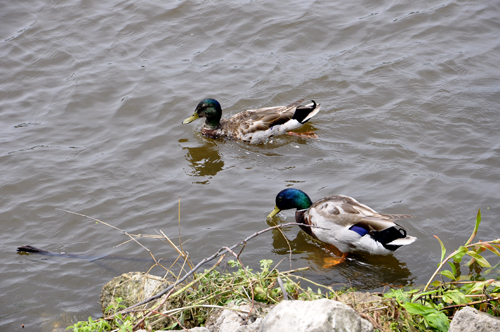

[188,328,211,332]
[100,272,169,313]
[100,272,195,330]
[140,330,210,332]
[259,298,373,332]
[449,306,500,332]
[139,329,210,332]
[205,301,273,332]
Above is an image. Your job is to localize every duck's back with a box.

[302,195,415,254]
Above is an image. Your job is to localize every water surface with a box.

[1,0,500,331]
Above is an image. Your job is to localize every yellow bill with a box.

[182,112,199,124]
[266,206,281,219]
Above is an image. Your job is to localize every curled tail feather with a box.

[380,213,414,220]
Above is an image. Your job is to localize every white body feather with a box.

[303,195,416,255]
[239,102,320,144]
[241,119,302,144]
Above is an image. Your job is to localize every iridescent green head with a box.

[182,98,222,129]
[267,188,313,219]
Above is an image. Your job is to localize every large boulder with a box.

[100,272,169,312]
[449,306,500,332]
[100,272,194,330]
[259,298,373,332]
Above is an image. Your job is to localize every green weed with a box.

[68,209,499,331]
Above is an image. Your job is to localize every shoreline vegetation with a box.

[64,208,499,332]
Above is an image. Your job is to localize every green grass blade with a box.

[434,235,446,263]
[466,209,481,245]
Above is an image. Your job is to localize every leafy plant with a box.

[104,297,134,332]
[192,258,307,306]
[67,209,499,331]
[385,209,500,331]
[427,210,500,288]
[67,297,133,332]
[67,317,111,332]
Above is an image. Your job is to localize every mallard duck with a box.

[267,188,416,263]
[182,98,320,144]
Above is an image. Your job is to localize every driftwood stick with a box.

[443,296,500,310]
[120,222,317,313]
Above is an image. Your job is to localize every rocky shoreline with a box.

[101,272,500,332]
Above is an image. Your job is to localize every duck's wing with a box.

[306,195,412,232]
[220,99,320,142]
[236,98,308,132]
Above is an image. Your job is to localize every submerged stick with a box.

[178,196,184,253]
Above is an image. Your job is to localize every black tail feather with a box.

[292,100,317,123]
[371,227,407,251]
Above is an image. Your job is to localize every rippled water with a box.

[2,0,500,330]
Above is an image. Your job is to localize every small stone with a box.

[205,301,272,332]
[449,306,500,332]
[188,328,211,332]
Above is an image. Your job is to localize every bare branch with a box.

[120,222,317,313]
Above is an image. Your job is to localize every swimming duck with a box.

[267,188,416,264]
[182,98,320,144]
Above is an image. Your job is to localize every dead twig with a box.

[223,246,255,321]
[131,286,175,330]
[56,209,150,252]
[359,312,385,331]
[119,222,319,314]
[148,310,190,332]
[443,296,500,311]
[269,220,294,270]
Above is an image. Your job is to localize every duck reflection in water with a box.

[267,225,414,290]
[181,140,224,179]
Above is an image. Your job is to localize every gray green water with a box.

[1,0,500,331]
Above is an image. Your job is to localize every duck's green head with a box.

[267,188,313,219]
[182,98,222,129]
